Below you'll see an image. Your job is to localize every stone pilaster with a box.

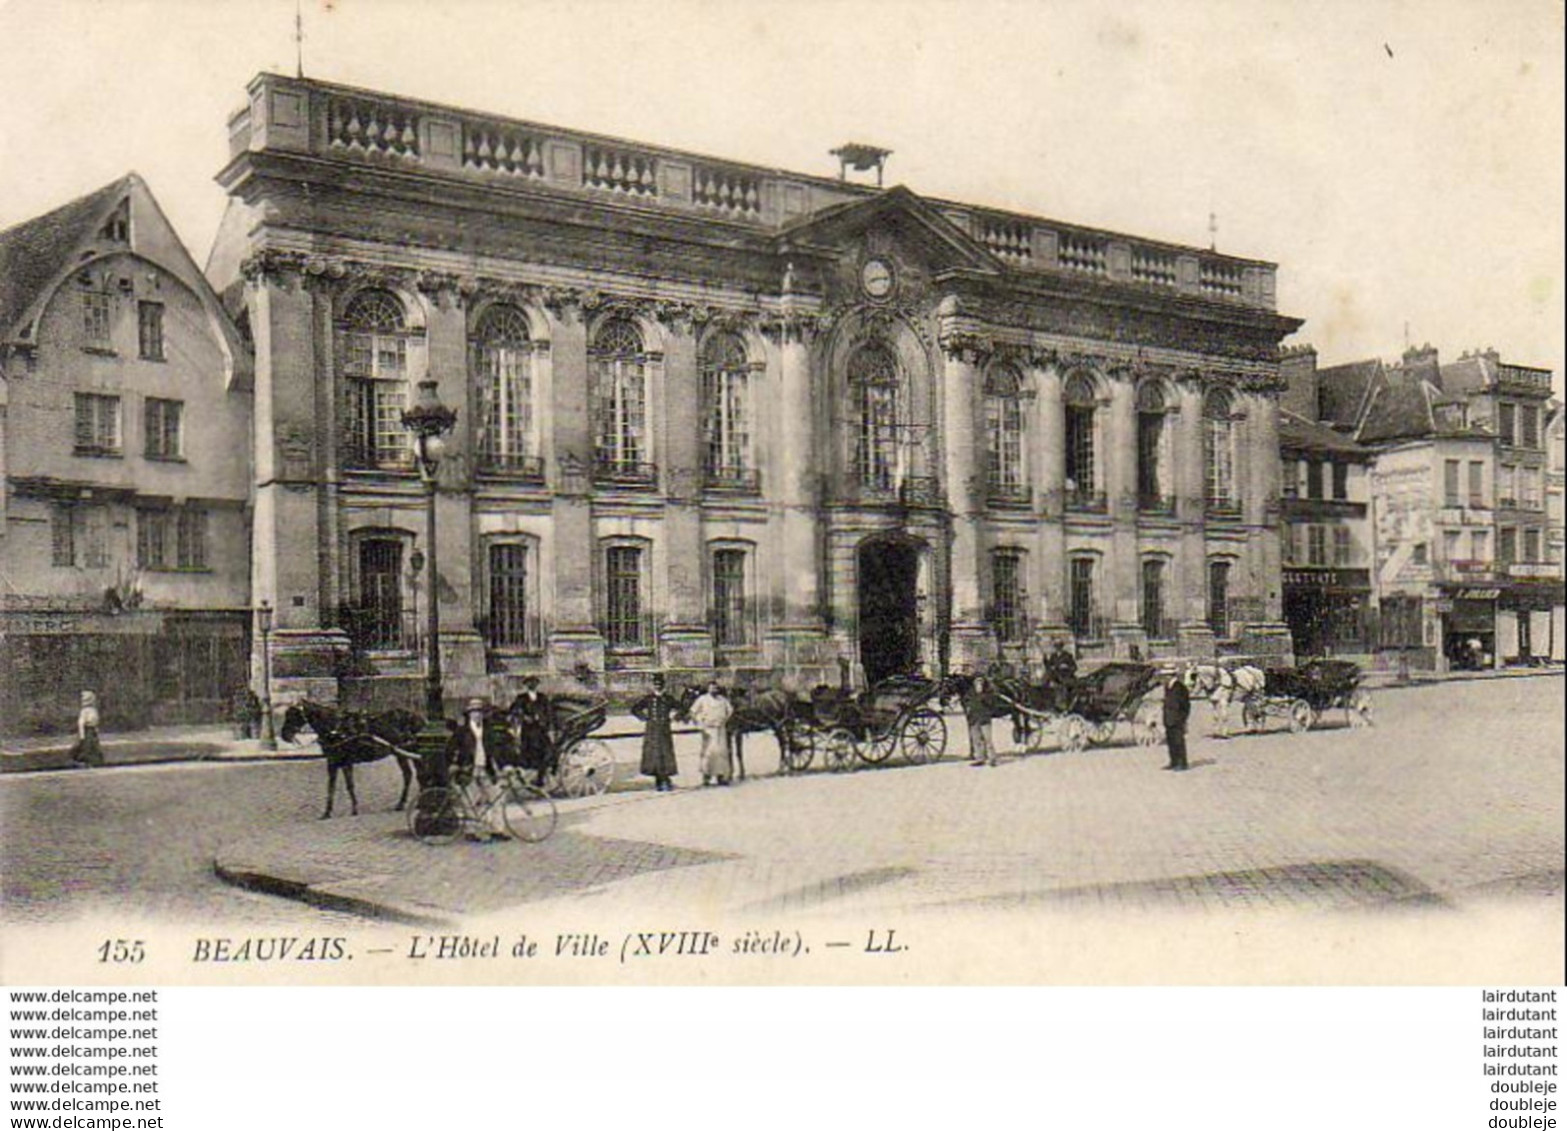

[940,336,991,670]
[1033,363,1067,632]
[543,300,603,672]
[657,316,713,670]
[1107,374,1140,632]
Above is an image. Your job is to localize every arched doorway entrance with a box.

[858,537,921,687]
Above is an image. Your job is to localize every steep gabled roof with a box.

[0,176,134,341]
[1315,357,1386,430]
[1279,408,1372,459]
[1357,375,1438,444]
[1437,354,1495,397]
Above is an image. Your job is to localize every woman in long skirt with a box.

[632,673,680,791]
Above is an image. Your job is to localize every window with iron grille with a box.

[138,301,165,361]
[144,397,183,460]
[1204,390,1235,506]
[51,506,76,567]
[991,548,1026,642]
[1068,557,1096,637]
[340,290,411,469]
[82,291,112,347]
[604,543,647,648]
[1135,381,1167,503]
[984,367,1026,498]
[74,393,121,455]
[591,319,648,476]
[1064,375,1096,494]
[1141,558,1167,639]
[701,333,753,484]
[711,547,751,647]
[1207,560,1231,637]
[357,538,406,650]
[474,306,535,473]
[849,343,899,491]
[487,542,535,649]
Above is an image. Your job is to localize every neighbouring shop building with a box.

[207,73,1301,708]
[0,175,254,734]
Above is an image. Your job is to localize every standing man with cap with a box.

[512,675,555,787]
[632,673,680,792]
[1162,667,1192,772]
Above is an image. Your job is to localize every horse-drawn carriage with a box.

[1240,659,1372,733]
[536,694,617,797]
[779,674,949,772]
[993,662,1164,754]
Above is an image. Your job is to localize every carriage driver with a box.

[449,698,509,839]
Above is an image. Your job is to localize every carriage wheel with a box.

[1025,715,1053,753]
[823,728,859,773]
[1059,715,1090,754]
[500,778,559,843]
[1086,719,1118,747]
[1348,691,1373,728]
[408,787,462,846]
[1287,699,1317,734]
[559,739,616,798]
[859,732,897,765]
[901,710,947,764]
[780,728,815,773]
[1134,705,1164,747]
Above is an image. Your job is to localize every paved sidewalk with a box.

[212,672,1564,924]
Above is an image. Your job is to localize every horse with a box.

[1185,662,1267,737]
[278,700,424,819]
[987,668,1075,747]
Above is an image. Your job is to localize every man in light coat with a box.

[690,681,735,786]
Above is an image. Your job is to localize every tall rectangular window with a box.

[1331,461,1349,501]
[1306,460,1324,500]
[1499,403,1517,446]
[51,506,76,567]
[1443,529,1462,564]
[1468,461,1485,507]
[137,509,171,569]
[1471,529,1489,562]
[1499,527,1517,565]
[1140,558,1167,639]
[357,539,406,650]
[1307,525,1327,565]
[73,393,121,456]
[487,543,534,649]
[1065,406,1095,493]
[83,506,109,569]
[702,335,754,489]
[137,302,165,361]
[1208,560,1231,638]
[711,547,751,647]
[1498,465,1517,507]
[1068,558,1096,639]
[175,508,207,570]
[990,549,1025,643]
[1333,526,1352,566]
[82,291,111,347]
[144,398,183,460]
[1520,405,1540,449]
[1444,460,1461,505]
[604,545,647,648]
[1524,528,1542,563]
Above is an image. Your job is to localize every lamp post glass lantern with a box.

[257,599,276,750]
[403,379,458,722]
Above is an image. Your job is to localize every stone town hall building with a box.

[207,73,1301,704]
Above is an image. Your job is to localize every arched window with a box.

[849,343,900,492]
[1064,375,1101,510]
[984,366,1028,503]
[1136,381,1172,513]
[591,319,651,482]
[1204,388,1236,512]
[701,333,755,490]
[340,290,411,469]
[473,305,538,476]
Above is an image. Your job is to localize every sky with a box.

[1,0,1562,386]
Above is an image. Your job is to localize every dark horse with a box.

[279,700,423,819]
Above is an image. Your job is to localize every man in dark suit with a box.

[1162,668,1192,771]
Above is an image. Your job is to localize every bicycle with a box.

[408,767,559,846]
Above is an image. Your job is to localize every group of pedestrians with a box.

[632,674,735,791]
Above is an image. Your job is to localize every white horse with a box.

[1185,662,1267,737]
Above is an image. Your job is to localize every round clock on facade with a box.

[860,258,895,299]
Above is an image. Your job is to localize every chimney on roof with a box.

[1279,343,1319,421]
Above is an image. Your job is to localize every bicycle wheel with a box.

[501,778,559,843]
[409,787,462,845]
[559,739,616,797]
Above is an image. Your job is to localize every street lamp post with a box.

[402,379,458,722]
[257,599,277,751]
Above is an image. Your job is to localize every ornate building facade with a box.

[209,74,1300,704]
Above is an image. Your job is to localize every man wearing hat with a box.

[631,673,680,791]
[512,675,555,787]
[450,697,508,838]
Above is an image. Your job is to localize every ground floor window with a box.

[990,549,1027,643]
[1141,558,1169,639]
[1068,557,1098,639]
[356,537,407,651]
[603,543,650,649]
[711,546,753,647]
[1207,560,1231,638]
[486,541,540,650]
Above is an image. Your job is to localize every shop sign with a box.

[1508,563,1559,579]
[1455,588,1501,601]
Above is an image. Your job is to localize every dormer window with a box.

[99,200,130,244]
